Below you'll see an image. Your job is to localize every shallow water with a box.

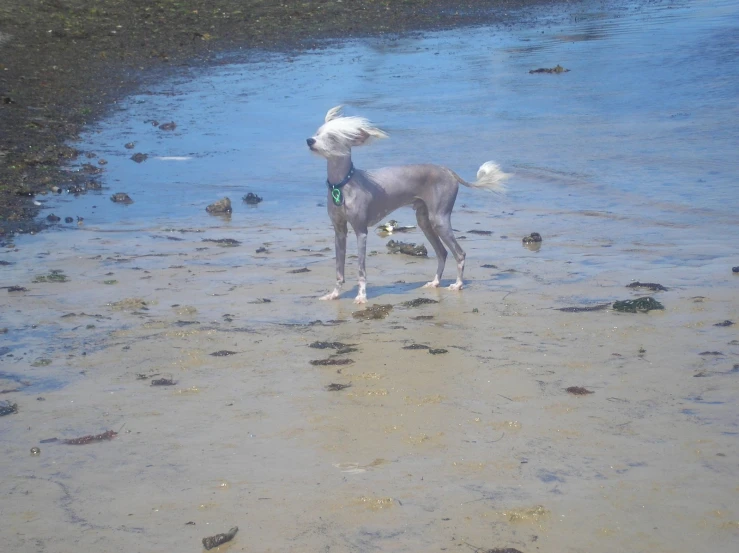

[4,1,739,552]
[37,0,738,285]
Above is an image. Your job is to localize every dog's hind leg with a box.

[432,215,466,291]
[415,201,448,288]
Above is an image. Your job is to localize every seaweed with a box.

[335,347,358,355]
[566,386,594,395]
[481,264,498,269]
[353,304,393,320]
[626,282,668,291]
[612,297,664,313]
[62,430,117,445]
[326,383,352,391]
[386,240,428,257]
[32,270,69,283]
[289,267,310,273]
[151,378,176,386]
[310,341,352,349]
[401,298,439,308]
[412,315,435,320]
[202,238,241,247]
[714,320,734,327]
[529,64,569,74]
[429,348,448,355]
[557,304,610,313]
[210,350,238,356]
[403,344,430,350]
[202,527,238,551]
[6,285,28,292]
[467,229,493,235]
[310,359,354,366]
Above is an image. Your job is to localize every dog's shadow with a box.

[339,280,456,301]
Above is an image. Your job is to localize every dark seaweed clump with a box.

[626,282,668,291]
[612,297,664,313]
[566,386,594,395]
[401,298,439,308]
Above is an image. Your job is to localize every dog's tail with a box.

[456,161,510,193]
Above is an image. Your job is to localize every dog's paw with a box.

[320,291,339,301]
[353,295,368,305]
[422,279,440,289]
[448,282,464,291]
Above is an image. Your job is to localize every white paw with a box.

[448,282,463,291]
[320,291,339,301]
[353,295,367,305]
[422,280,440,288]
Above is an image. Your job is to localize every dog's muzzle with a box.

[306,138,316,148]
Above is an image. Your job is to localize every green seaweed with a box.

[612,297,664,313]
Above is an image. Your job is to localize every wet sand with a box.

[2,209,737,552]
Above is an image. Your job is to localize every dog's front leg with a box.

[320,221,347,301]
[354,225,368,304]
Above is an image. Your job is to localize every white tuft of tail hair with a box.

[463,161,510,193]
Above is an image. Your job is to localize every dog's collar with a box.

[326,163,354,206]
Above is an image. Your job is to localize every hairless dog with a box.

[307,106,509,304]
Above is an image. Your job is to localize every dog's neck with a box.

[326,156,354,186]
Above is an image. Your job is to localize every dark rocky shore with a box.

[0,0,565,235]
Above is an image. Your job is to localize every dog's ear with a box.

[325,105,344,123]
[352,126,389,146]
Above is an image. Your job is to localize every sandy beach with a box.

[2,200,738,552]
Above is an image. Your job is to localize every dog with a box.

[306,106,509,304]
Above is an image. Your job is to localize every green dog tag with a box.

[331,187,343,206]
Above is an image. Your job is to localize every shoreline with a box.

[0,0,574,237]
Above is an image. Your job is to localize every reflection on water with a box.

[40,0,738,273]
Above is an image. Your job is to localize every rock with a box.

[0,400,18,416]
[733,266,739,273]
[64,217,74,223]
[124,142,136,149]
[111,193,133,204]
[202,527,238,551]
[158,121,176,131]
[242,192,263,205]
[46,213,60,222]
[130,152,148,163]
[206,197,232,214]
[522,232,542,244]
[387,240,428,257]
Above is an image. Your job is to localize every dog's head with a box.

[306,106,388,159]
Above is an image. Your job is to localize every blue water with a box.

[44,0,738,257]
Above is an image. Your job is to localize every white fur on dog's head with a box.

[307,105,388,158]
